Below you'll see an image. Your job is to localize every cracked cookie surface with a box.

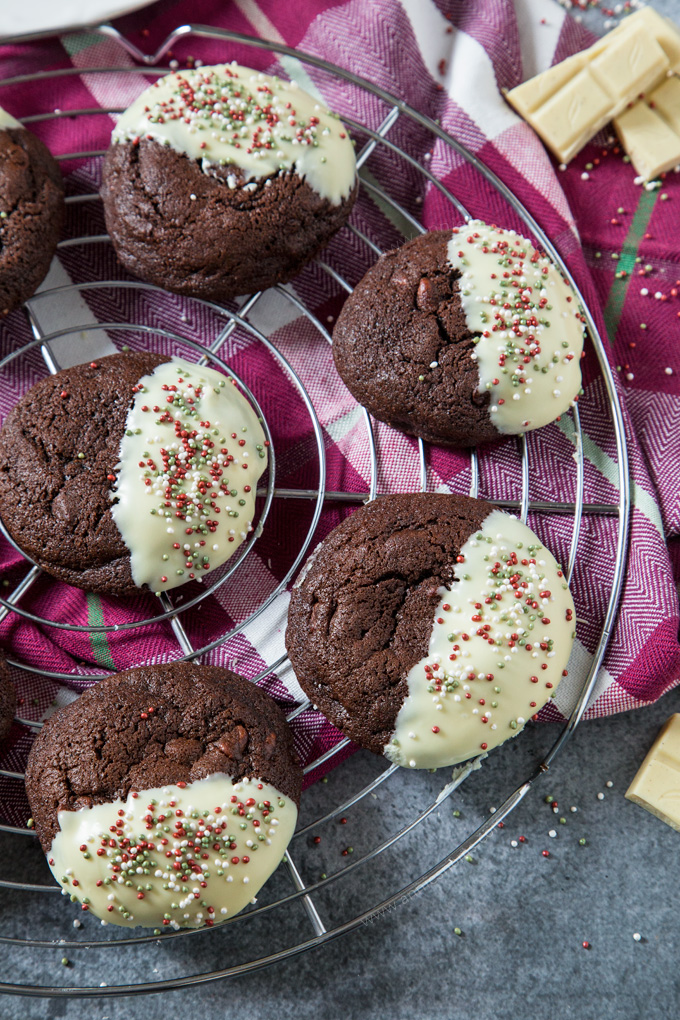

[332,230,498,448]
[0,127,64,315]
[285,493,493,754]
[101,140,357,302]
[25,661,302,854]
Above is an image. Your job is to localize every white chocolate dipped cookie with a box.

[287,493,575,770]
[111,62,356,205]
[383,509,574,769]
[101,63,358,303]
[332,225,585,448]
[25,663,302,930]
[0,351,267,596]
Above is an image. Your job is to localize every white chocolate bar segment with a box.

[505,7,680,163]
[614,75,680,181]
[626,713,680,832]
[615,6,680,70]
[504,50,592,118]
[652,74,680,132]
[530,68,613,163]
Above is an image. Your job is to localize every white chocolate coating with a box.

[447,221,585,434]
[384,510,575,769]
[48,774,297,929]
[112,63,356,205]
[111,357,267,592]
[0,106,21,130]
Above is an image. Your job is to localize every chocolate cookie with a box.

[332,223,585,447]
[0,351,267,596]
[286,493,575,769]
[101,64,357,303]
[0,652,16,746]
[0,109,64,315]
[25,662,301,929]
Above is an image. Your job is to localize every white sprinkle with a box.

[570,806,577,813]
[633,932,642,942]
[548,829,557,838]
[606,780,613,788]
[489,806,497,814]
[510,840,518,847]
[640,288,649,296]
[665,367,673,375]
[72,919,82,929]
[626,373,634,381]
[597,792,605,800]
[581,172,589,181]
[189,193,197,201]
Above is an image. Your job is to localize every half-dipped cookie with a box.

[286,493,575,769]
[25,662,301,929]
[0,105,64,315]
[0,351,267,595]
[332,223,585,447]
[101,63,357,302]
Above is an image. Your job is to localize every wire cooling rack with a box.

[0,24,630,997]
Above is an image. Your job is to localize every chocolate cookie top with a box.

[101,64,357,303]
[25,663,301,929]
[0,108,64,315]
[0,652,16,746]
[332,224,585,447]
[0,351,268,595]
[0,351,166,595]
[286,493,575,769]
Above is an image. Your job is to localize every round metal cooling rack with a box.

[0,24,630,997]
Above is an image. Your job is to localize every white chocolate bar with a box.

[626,713,680,831]
[614,6,680,69]
[614,75,680,180]
[506,7,680,163]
